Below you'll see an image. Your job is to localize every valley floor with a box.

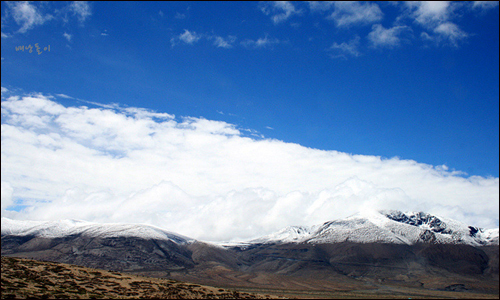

[233,285,500,299]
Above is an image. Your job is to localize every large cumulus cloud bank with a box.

[1,90,498,241]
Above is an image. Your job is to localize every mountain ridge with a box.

[2,210,498,296]
[1,217,194,245]
[3,210,498,247]
[218,210,499,247]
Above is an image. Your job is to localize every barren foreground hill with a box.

[0,256,284,299]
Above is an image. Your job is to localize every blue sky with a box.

[1,2,499,240]
[2,1,498,176]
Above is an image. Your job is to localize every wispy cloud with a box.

[402,1,468,46]
[69,1,91,23]
[179,29,201,44]
[3,1,91,34]
[212,35,237,48]
[260,1,301,24]
[368,24,409,48]
[175,12,186,19]
[55,93,73,99]
[63,32,72,42]
[433,22,468,46]
[327,2,383,27]
[2,91,497,241]
[170,30,257,50]
[308,1,335,12]
[328,36,361,59]
[472,1,500,10]
[241,35,282,49]
[7,1,53,33]
[406,1,452,27]
[171,29,202,47]
[309,1,488,53]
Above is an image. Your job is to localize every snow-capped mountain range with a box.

[2,210,498,247]
[250,210,499,246]
[0,218,193,244]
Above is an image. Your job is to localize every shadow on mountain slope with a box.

[2,235,498,296]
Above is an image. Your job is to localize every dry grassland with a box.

[1,256,285,299]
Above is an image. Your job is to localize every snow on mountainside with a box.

[483,228,499,245]
[240,210,499,246]
[248,225,317,244]
[2,210,498,247]
[0,218,194,244]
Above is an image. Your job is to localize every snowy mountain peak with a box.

[311,210,499,246]
[249,225,315,244]
[0,218,194,245]
[239,210,499,247]
[381,210,451,234]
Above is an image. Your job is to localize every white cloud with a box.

[3,1,91,35]
[69,1,91,23]
[419,22,468,47]
[261,1,301,24]
[179,29,201,44]
[308,1,487,51]
[403,1,468,46]
[328,2,383,27]
[433,22,468,46]
[1,181,14,210]
[56,93,73,99]
[329,36,361,58]
[7,1,53,33]
[241,35,281,49]
[472,1,499,9]
[406,1,452,27]
[63,32,72,42]
[212,35,237,48]
[368,24,409,48]
[1,91,498,241]
[171,29,201,47]
[170,31,237,49]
